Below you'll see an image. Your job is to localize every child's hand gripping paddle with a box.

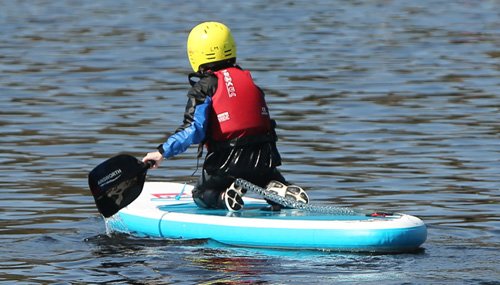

[88,154,155,218]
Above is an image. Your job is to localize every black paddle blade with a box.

[88,154,151,218]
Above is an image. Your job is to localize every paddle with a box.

[88,154,155,218]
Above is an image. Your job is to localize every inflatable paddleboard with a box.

[106,182,427,253]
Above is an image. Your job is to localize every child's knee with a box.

[192,188,223,209]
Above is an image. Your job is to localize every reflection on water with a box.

[0,0,499,283]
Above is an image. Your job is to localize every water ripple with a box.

[0,0,499,283]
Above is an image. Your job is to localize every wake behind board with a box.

[106,182,427,253]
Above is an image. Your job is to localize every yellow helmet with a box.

[187,22,237,72]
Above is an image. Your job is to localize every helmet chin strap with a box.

[188,59,238,87]
[199,58,236,73]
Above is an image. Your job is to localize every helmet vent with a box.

[205,52,216,60]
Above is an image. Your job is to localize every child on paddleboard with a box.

[142,22,308,211]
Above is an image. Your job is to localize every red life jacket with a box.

[210,67,271,141]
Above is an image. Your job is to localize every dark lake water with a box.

[1,0,499,284]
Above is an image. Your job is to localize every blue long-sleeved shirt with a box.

[159,96,212,158]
